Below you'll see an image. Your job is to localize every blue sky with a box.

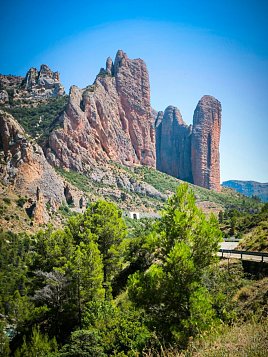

[1,0,267,182]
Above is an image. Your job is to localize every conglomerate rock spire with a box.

[191,95,222,192]
[155,95,221,191]
[46,50,156,171]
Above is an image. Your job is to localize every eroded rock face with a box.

[191,95,221,192]
[46,50,155,171]
[0,65,64,105]
[155,95,221,191]
[0,90,9,105]
[22,64,64,98]
[155,106,192,182]
[0,110,66,223]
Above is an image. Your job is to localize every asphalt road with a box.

[218,242,268,263]
[220,242,239,250]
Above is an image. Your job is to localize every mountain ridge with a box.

[0,50,244,228]
[222,180,268,202]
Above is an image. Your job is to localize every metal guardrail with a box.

[223,238,240,242]
[219,249,268,263]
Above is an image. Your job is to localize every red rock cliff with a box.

[191,95,221,192]
[0,110,66,223]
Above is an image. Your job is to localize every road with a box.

[218,242,268,263]
[220,242,239,250]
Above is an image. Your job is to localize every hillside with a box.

[1,156,262,233]
[56,163,262,217]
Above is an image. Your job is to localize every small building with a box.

[128,211,140,220]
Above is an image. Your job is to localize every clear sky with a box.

[1,0,267,183]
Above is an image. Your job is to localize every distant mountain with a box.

[222,180,268,202]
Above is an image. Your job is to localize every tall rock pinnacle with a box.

[155,95,221,191]
[155,106,192,182]
[191,95,221,192]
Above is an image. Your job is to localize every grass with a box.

[135,165,181,193]
[143,320,268,356]
[56,168,93,192]
[233,277,268,320]
[180,319,268,357]
[238,221,268,252]
[134,166,262,212]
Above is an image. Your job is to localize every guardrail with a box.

[219,249,268,263]
[223,238,240,242]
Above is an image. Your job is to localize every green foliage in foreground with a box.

[128,184,222,344]
[0,184,266,356]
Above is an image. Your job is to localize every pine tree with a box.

[128,183,222,344]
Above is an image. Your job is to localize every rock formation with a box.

[0,65,64,105]
[1,52,222,198]
[0,110,66,223]
[46,50,155,171]
[22,64,64,98]
[191,96,221,192]
[155,106,192,182]
[155,95,221,191]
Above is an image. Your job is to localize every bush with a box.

[3,197,11,205]
[17,197,27,208]
[7,95,68,144]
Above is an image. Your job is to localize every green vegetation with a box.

[239,221,268,251]
[178,319,268,356]
[16,197,27,208]
[3,197,11,205]
[56,168,93,192]
[55,164,262,219]
[135,166,262,211]
[218,203,268,251]
[135,165,182,193]
[128,184,222,345]
[0,184,267,356]
[6,95,68,144]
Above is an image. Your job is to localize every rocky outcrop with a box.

[0,74,23,92]
[155,106,192,182]
[155,95,221,191]
[222,180,268,202]
[0,110,66,223]
[191,96,221,192]
[1,53,221,196]
[22,64,64,98]
[0,65,64,106]
[0,90,10,105]
[46,50,155,171]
